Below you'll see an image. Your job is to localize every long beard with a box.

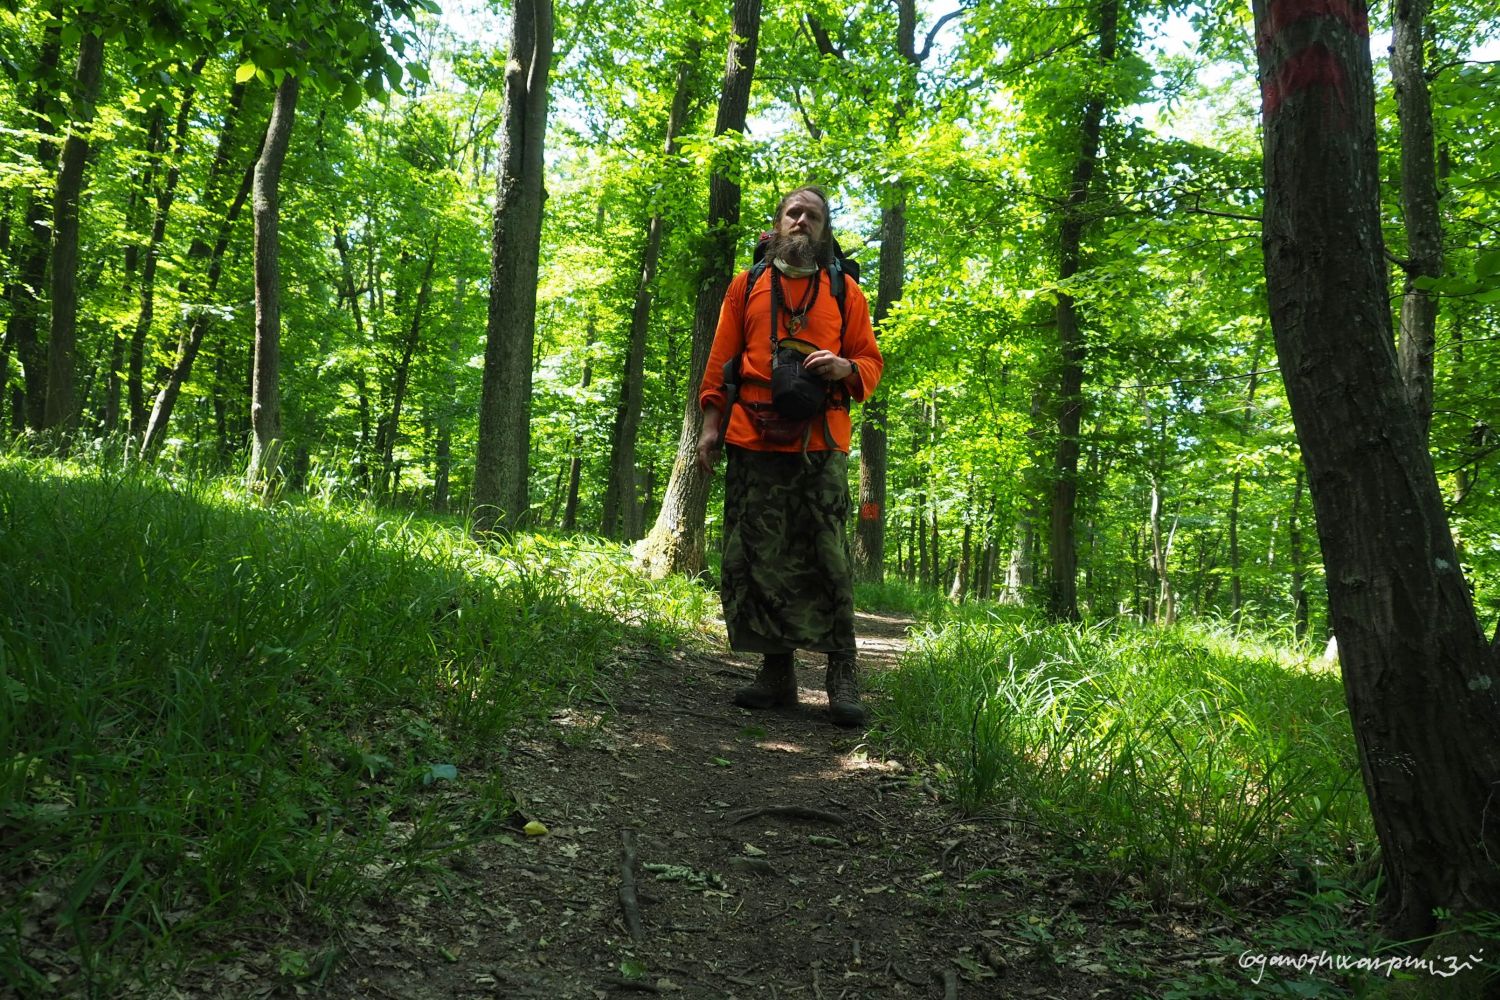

[765,230,828,269]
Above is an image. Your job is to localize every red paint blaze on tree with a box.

[1261,44,1349,119]
[859,501,880,522]
[1255,0,1369,49]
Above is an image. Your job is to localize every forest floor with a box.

[180,613,1247,999]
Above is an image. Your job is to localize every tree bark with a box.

[602,63,692,541]
[635,0,762,578]
[42,30,106,435]
[1046,0,1118,621]
[1253,0,1500,939]
[1391,0,1442,443]
[245,73,300,492]
[474,0,554,534]
[106,106,164,432]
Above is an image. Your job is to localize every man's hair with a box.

[773,184,833,226]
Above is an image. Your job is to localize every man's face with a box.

[777,192,826,244]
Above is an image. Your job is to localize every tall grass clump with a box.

[0,456,709,995]
[876,608,1371,900]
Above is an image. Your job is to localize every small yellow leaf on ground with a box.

[524,820,549,837]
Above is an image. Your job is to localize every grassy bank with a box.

[875,607,1370,897]
[0,456,711,996]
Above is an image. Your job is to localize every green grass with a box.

[874,606,1372,902]
[0,455,712,996]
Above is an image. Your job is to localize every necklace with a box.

[771,267,820,337]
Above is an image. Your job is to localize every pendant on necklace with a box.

[788,314,804,335]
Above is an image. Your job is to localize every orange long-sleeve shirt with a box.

[698,267,884,453]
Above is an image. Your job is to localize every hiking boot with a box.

[825,651,868,728]
[733,652,798,709]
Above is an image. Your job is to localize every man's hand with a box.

[697,407,722,473]
[803,350,854,382]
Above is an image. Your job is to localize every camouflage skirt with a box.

[721,446,856,654]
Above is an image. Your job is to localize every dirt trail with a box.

[307,614,1141,1000]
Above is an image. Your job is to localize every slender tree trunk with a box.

[42,31,106,435]
[5,21,61,430]
[1253,0,1500,940]
[855,198,905,583]
[377,245,438,495]
[140,142,258,459]
[434,273,466,513]
[474,0,554,534]
[245,73,299,492]
[125,58,207,437]
[635,0,762,578]
[1391,0,1442,443]
[562,311,595,532]
[603,64,692,541]
[1046,0,1118,622]
[1289,468,1309,640]
[105,107,163,432]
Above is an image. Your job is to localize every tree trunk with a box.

[433,273,466,513]
[1046,0,1118,622]
[245,73,299,492]
[635,0,762,578]
[42,30,106,435]
[562,310,595,532]
[126,58,207,437]
[1289,468,1310,640]
[377,244,438,495]
[106,106,163,432]
[1391,0,1442,444]
[5,20,61,430]
[855,197,905,583]
[603,63,692,541]
[474,0,554,534]
[1253,0,1500,940]
[140,128,258,460]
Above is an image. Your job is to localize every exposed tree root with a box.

[618,830,645,944]
[727,804,847,826]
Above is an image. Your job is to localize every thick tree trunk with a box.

[635,0,762,578]
[5,21,61,430]
[245,73,299,492]
[602,64,692,541]
[1391,0,1441,443]
[1046,0,1118,622]
[474,0,554,534]
[1253,0,1500,940]
[42,31,106,435]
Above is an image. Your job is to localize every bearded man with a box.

[696,186,885,727]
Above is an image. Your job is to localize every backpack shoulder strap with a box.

[744,261,769,309]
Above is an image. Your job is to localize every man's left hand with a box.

[803,350,854,382]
